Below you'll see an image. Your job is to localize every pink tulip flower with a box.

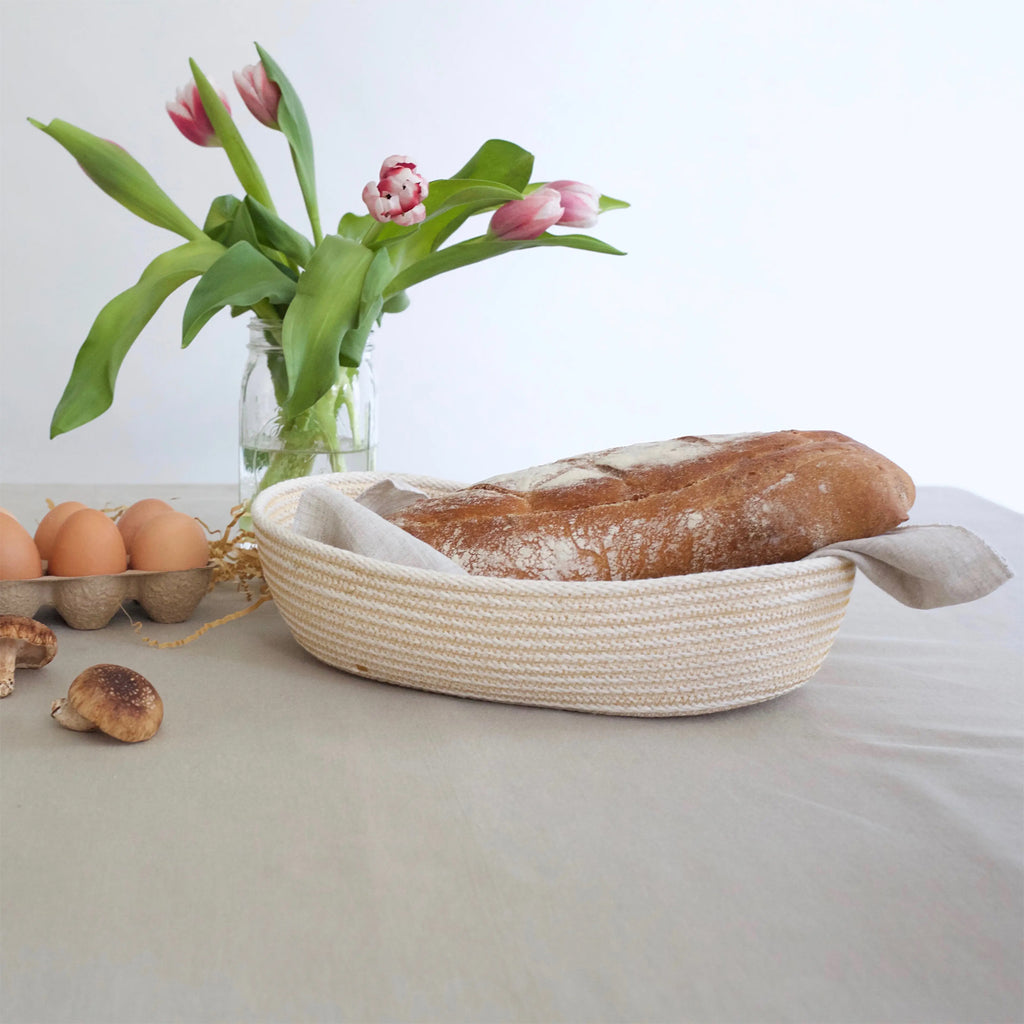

[488,187,564,240]
[166,80,230,147]
[545,180,601,228]
[362,156,429,226]
[233,62,281,129]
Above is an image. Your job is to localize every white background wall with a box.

[2,0,1021,511]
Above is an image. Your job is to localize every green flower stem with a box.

[298,161,324,248]
[312,391,345,473]
[335,368,362,460]
[361,221,384,246]
[253,447,316,493]
[253,297,280,322]
[254,46,321,250]
[249,365,362,501]
[190,59,277,214]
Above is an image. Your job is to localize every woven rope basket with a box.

[251,472,856,717]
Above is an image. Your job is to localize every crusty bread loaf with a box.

[383,430,916,581]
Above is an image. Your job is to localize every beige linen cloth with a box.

[292,479,1013,608]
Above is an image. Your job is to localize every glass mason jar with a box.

[239,318,377,507]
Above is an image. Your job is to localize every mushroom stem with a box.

[0,616,58,698]
[50,698,98,732]
[0,647,15,698]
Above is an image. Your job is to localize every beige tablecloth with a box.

[1,483,1021,1024]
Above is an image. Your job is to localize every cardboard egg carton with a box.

[0,565,214,629]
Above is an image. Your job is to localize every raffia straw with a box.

[202,504,266,594]
[127,592,273,649]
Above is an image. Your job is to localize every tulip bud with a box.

[545,180,601,229]
[488,188,564,241]
[166,80,230,147]
[233,62,281,129]
[363,156,429,225]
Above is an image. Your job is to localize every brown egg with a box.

[34,501,89,561]
[117,498,174,560]
[129,512,210,572]
[48,508,128,577]
[0,515,44,579]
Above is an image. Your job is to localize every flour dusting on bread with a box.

[383,430,915,581]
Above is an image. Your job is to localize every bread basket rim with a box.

[250,471,855,594]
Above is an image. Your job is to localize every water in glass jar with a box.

[239,442,377,506]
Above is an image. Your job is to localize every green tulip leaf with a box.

[414,180,523,254]
[336,248,393,366]
[337,211,375,242]
[599,194,631,213]
[385,232,626,296]
[255,44,322,245]
[451,139,534,191]
[189,59,276,213]
[381,290,410,316]
[243,196,314,266]
[357,248,394,327]
[338,315,377,371]
[281,235,374,415]
[50,237,224,437]
[202,194,259,250]
[29,118,205,242]
[182,241,297,347]
[203,194,243,242]
[427,181,525,213]
[202,194,298,272]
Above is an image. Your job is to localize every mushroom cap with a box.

[66,664,163,742]
[0,616,57,697]
[0,615,58,666]
[0,614,58,694]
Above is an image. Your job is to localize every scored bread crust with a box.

[383,430,916,581]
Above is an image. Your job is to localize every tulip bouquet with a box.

[30,42,628,496]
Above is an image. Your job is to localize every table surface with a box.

[1,482,1021,1024]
